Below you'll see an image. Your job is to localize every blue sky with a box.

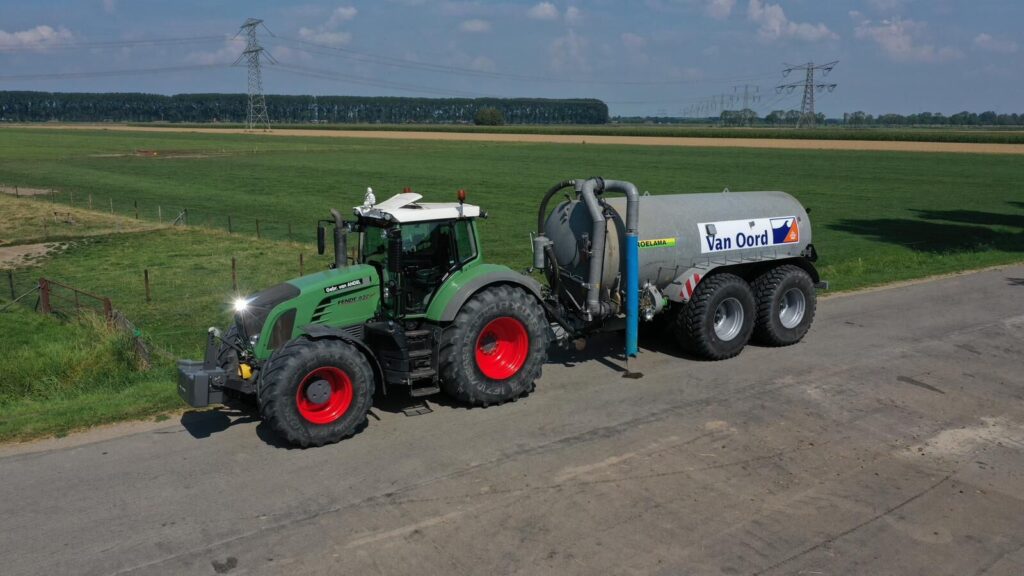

[1,0,1021,117]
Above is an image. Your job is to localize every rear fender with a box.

[426,265,544,323]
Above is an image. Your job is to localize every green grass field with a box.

[124,122,1024,144]
[0,126,1021,440]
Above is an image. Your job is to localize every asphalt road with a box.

[2,267,1023,576]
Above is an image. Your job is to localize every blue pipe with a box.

[625,233,639,358]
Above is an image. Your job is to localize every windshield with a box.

[361,223,389,268]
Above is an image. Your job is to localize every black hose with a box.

[537,179,576,234]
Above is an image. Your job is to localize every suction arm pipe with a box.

[579,177,607,320]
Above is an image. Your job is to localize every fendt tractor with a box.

[179,178,825,446]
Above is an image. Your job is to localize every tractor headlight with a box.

[233,297,251,313]
[382,285,390,299]
[249,333,260,347]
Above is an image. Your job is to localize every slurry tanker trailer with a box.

[179,178,824,446]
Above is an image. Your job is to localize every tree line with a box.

[0,92,609,125]
[618,109,1024,127]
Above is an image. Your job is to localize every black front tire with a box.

[258,338,375,447]
[751,265,816,346]
[439,285,549,406]
[674,273,756,360]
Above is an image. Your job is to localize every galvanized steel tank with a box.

[543,191,813,298]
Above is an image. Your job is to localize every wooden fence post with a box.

[70,191,74,206]
[110,197,114,214]
[134,200,139,220]
[7,270,14,300]
[228,215,233,234]
[299,252,304,276]
[256,219,261,239]
[39,278,51,314]
[158,206,162,223]
[102,298,113,323]
[89,194,93,210]
[144,269,151,303]
[231,257,237,292]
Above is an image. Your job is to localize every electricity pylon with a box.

[776,61,838,128]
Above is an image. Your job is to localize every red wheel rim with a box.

[475,316,529,380]
[295,366,353,425]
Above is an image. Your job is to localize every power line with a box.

[270,62,490,98]
[272,35,778,88]
[234,18,274,131]
[0,35,227,52]
[0,64,226,82]
[775,61,837,128]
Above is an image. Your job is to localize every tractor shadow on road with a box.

[180,403,258,440]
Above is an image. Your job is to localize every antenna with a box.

[234,18,276,131]
[775,61,838,128]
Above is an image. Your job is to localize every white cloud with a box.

[565,6,583,25]
[528,2,560,21]
[866,0,910,13]
[0,25,74,50]
[852,12,963,62]
[186,37,246,65]
[296,5,358,48]
[327,6,358,27]
[705,0,735,19]
[460,19,491,33]
[298,28,353,47]
[621,32,647,49]
[747,0,836,42]
[549,29,587,71]
[973,33,1018,54]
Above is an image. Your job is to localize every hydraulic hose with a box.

[537,179,577,234]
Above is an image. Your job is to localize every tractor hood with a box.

[234,282,301,342]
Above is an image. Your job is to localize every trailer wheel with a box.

[258,338,375,447]
[751,265,816,346]
[674,273,755,360]
[440,285,549,406]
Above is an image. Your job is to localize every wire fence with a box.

[2,185,321,244]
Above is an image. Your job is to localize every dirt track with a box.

[21,124,1024,154]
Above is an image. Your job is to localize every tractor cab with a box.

[351,191,482,318]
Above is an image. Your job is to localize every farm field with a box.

[115,122,1024,144]
[1,126,1022,440]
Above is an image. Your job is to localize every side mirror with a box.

[316,224,326,255]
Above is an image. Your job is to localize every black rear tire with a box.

[258,338,375,447]
[751,265,816,346]
[674,273,755,360]
[439,285,549,406]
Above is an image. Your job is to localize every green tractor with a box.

[180,178,823,447]
[179,190,550,447]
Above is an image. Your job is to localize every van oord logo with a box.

[639,237,676,249]
[770,217,799,244]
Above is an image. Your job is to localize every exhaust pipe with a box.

[329,208,347,269]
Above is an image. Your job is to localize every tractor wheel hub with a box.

[304,379,332,404]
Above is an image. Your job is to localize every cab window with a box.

[454,220,477,263]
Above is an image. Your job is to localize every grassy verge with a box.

[0,307,179,442]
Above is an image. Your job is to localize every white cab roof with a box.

[353,192,481,223]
